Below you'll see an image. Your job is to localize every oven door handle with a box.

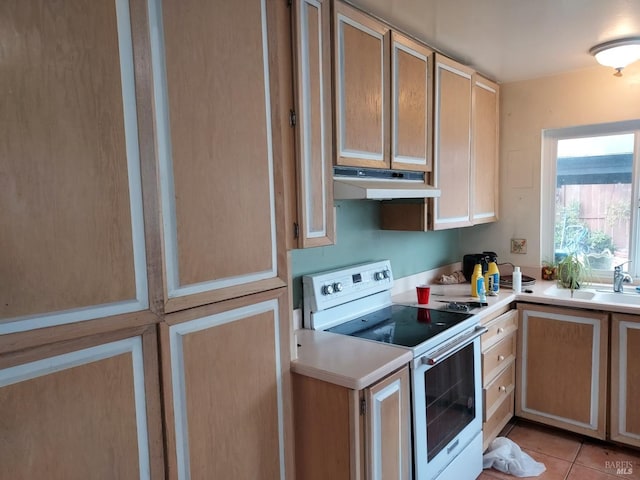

[422,325,488,366]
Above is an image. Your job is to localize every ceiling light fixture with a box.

[590,37,640,77]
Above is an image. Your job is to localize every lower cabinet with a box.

[516,303,608,439]
[293,366,410,480]
[0,325,164,480]
[160,288,293,480]
[481,307,517,450]
[611,313,640,448]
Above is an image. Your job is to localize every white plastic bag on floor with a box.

[483,437,546,477]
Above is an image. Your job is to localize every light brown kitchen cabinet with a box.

[160,288,293,480]
[431,54,474,229]
[391,32,433,172]
[0,325,164,480]
[0,0,149,334]
[380,57,499,231]
[472,74,500,224]
[516,304,608,439]
[334,1,390,168]
[611,313,640,448]
[333,2,434,173]
[481,307,517,450]
[292,0,335,247]
[293,366,411,480]
[150,0,290,312]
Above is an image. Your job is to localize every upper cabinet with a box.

[292,0,335,248]
[0,0,148,334]
[333,3,433,173]
[431,54,474,230]
[334,2,390,169]
[472,74,500,224]
[380,55,499,232]
[149,0,289,311]
[391,33,433,172]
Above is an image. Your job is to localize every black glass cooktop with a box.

[326,305,473,348]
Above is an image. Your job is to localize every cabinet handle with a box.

[498,354,505,361]
[497,327,504,334]
[500,386,506,392]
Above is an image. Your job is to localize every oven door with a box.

[411,325,486,480]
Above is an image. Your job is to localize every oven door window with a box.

[424,343,476,461]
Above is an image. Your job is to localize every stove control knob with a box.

[333,282,343,292]
[382,269,391,279]
[374,271,385,281]
[321,284,334,295]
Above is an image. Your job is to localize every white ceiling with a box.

[348,0,640,83]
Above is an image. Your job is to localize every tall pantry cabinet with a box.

[0,0,294,479]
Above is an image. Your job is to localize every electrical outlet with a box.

[511,238,527,254]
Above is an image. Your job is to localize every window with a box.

[542,121,640,279]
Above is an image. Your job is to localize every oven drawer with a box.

[483,361,515,421]
[483,390,514,451]
[481,309,517,352]
[482,332,516,384]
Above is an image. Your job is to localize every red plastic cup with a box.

[416,285,431,304]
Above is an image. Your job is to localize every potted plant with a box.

[557,253,589,292]
[541,260,557,280]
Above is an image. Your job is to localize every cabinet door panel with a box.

[294,0,335,247]
[0,0,147,332]
[516,304,607,439]
[152,0,286,309]
[0,328,162,479]
[162,288,292,480]
[365,366,410,480]
[334,2,390,168]
[611,314,640,447]
[391,33,432,172]
[472,75,499,223]
[432,55,473,229]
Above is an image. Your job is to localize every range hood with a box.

[333,166,441,200]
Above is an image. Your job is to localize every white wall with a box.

[460,62,640,272]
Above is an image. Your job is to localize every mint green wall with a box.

[290,200,462,308]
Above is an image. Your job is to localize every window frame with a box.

[541,120,640,281]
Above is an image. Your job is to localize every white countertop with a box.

[393,280,640,317]
[291,329,413,390]
[292,278,640,390]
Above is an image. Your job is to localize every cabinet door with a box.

[391,33,433,172]
[471,74,499,224]
[0,326,163,479]
[150,0,288,312]
[516,304,608,439]
[0,0,148,334]
[161,288,292,480]
[365,366,411,480]
[611,314,640,447]
[431,54,473,230]
[334,2,390,168]
[293,0,335,247]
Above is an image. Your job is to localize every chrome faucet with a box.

[613,262,632,292]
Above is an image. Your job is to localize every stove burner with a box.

[326,305,473,348]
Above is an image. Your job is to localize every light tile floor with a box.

[478,419,640,480]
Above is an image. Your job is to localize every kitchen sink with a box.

[542,285,596,300]
[592,291,640,305]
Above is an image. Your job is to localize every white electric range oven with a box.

[303,260,485,480]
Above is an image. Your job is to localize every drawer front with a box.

[482,333,516,384]
[483,361,515,420]
[483,390,514,451]
[482,310,517,352]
